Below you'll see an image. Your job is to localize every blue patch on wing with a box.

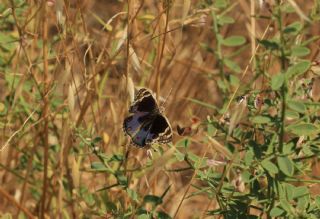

[123,112,152,147]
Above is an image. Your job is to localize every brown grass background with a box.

[0,0,320,218]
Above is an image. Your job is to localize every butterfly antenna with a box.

[160,88,173,112]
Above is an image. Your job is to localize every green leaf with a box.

[143,195,162,206]
[280,199,292,213]
[137,214,150,219]
[292,186,309,199]
[91,162,108,171]
[291,46,310,57]
[283,142,295,155]
[286,110,300,120]
[174,150,185,162]
[251,115,271,124]
[271,73,285,90]
[224,59,241,73]
[287,123,318,136]
[270,207,285,217]
[315,196,320,208]
[1,213,14,219]
[286,60,311,79]
[287,100,306,113]
[244,149,254,166]
[258,39,279,50]
[222,36,246,47]
[229,74,240,86]
[214,0,227,8]
[157,211,172,219]
[217,15,235,25]
[284,21,303,34]
[127,188,139,202]
[277,157,294,176]
[261,159,279,175]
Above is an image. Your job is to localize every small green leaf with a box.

[244,149,254,166]
[229,74,240,86]
[0,102,5,112]
[174,150,185,162]
[214,0,227,8]
[261,159,279,175]
[137,214,150,219]
[315,196,320,208]
[258,39,279,50]
[280,199,292,213]
[287,123,318,136]
[286,60,311,79]
[270,207,285,217]
[91,162,108,171]
[277,156,294,176]
[292,186,309,199]
[251,115,271,124]
[284,21,302,34]
[291,46,310,57]
[157,211,172,219]
[222,36,246,47]
[224,59,241,73]
[143,195,162,206]
[287,100,306,113]
[127,188,139,202]
[1,213,14,219]
[92,136,102,143]
[286,110,300,120]
[217,15,235,25]
[271,73,285,90]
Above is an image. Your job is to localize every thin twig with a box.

[0,187,35,219]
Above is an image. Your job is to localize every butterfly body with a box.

[123,88,172,148]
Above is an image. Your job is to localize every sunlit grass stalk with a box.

[155,0,170,99]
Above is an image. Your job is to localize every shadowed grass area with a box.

[1,0,320,218]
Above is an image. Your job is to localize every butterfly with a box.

[123,88,172,148]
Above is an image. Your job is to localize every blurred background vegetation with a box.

[1,0,320,218]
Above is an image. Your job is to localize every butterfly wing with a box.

[129,88,159,113]
[145,114,172,145]
[123,112,153,147]
[124,88,172,147]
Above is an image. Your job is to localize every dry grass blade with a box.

[0,109,37,152]
[287,0,311,23]
[2,1,320,218]
[207,135,232,160]
[129,44,142,74]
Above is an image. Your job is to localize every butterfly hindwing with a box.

[123,112,154,147]
[123,112,149,137]
[145,114,172,145]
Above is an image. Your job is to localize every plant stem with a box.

[277,0,287,154]
[40,1,49,218]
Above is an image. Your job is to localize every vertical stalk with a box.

[40,0,49,218]
[250,0,256,78]
[276,0,287,154]
[211,11,224,81]
[155,0,169,101]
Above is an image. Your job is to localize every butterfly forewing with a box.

[129,88,159,113]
